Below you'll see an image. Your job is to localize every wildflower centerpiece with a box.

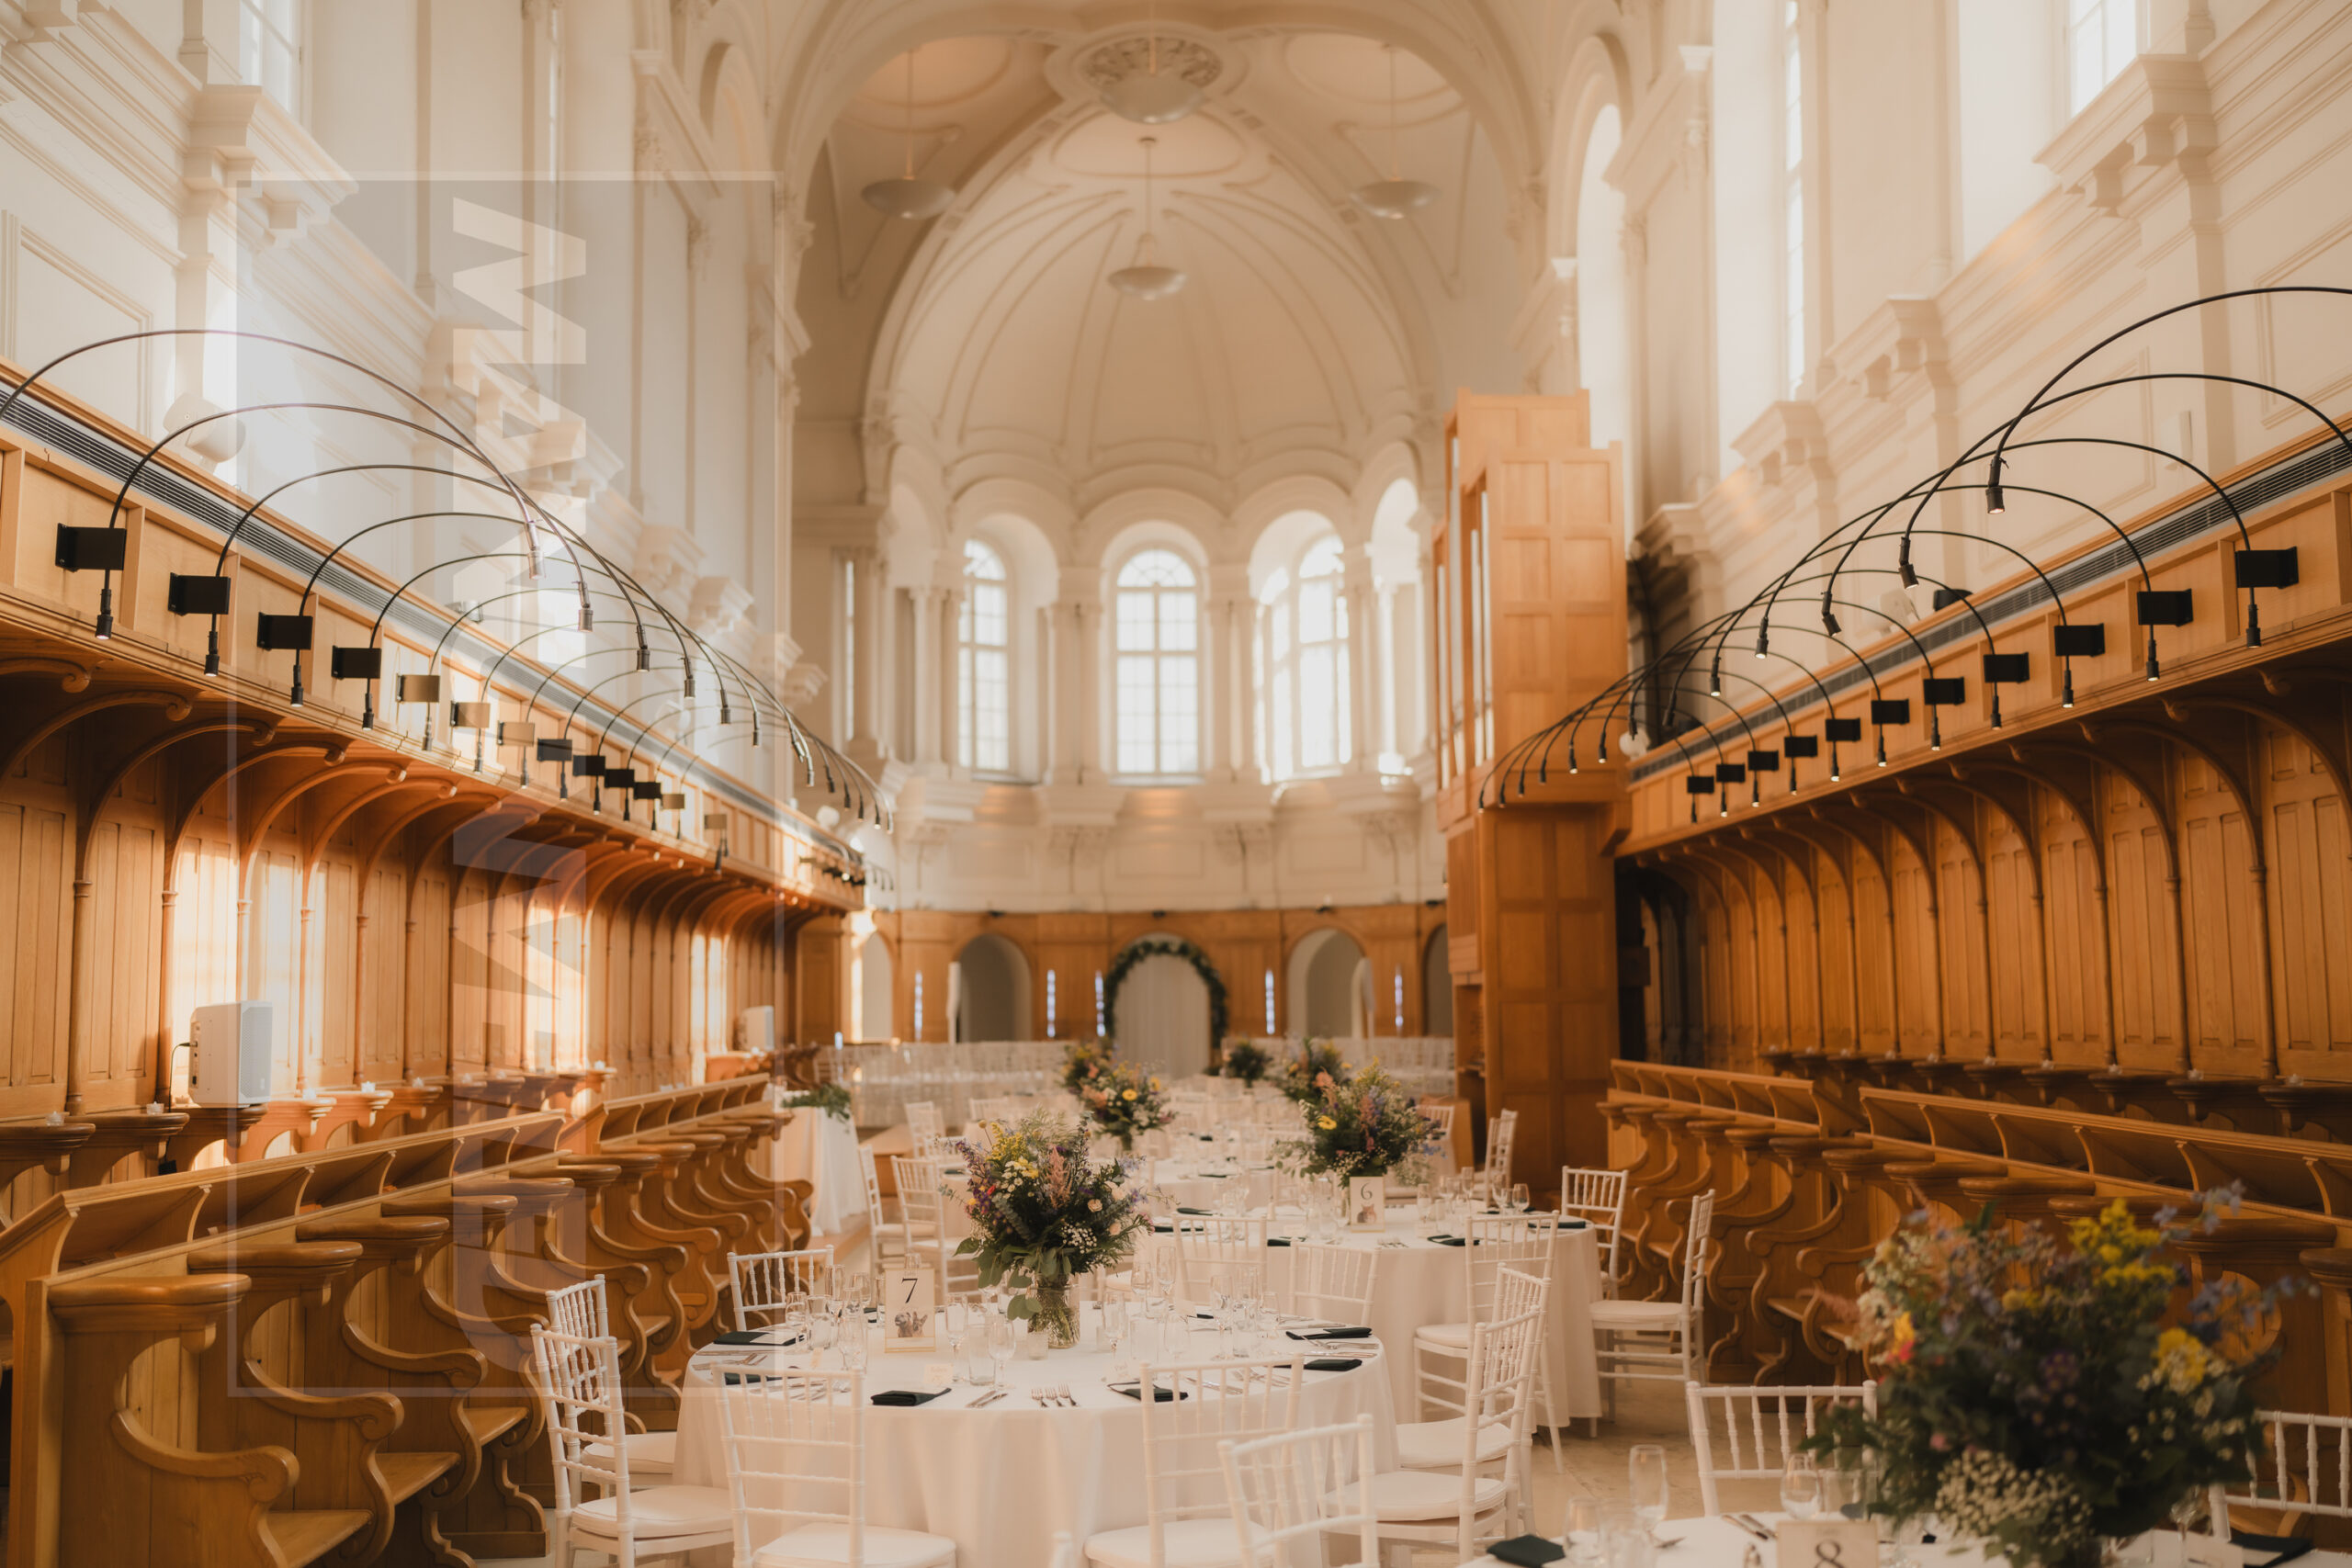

[1811,1195,2273,1568]
[1281,1065,1440,1181]
[1080,1062,1170,1152]
[953,1112,1148,1348]
[1216,1039,1272,1086]
[1061,1038,1114,1096]
[1280,1039,1351,1105]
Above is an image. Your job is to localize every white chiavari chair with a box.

[716,1368,958,1567]
[732,1247,837,1330]
[1284,1242,1378,1326]
[1477,1108,1519,1200]
[892,1152,979,1294]
[1395,1267,1548,1528]
[1559,1166,1629,1296]
[1350,1276,1545,1559]
[534,1326,731,1565]
[1173,1216,1271,1309]
[1218,1415,1379,1568]
[1412,1215,1555,1421]
[1080,1358,1305,1568]
[858,1143,916,1268]
[543,1277,677,1481]
[2212,1408,2352,1539]
[1590,1189,1714,1402]
[1688,1380,1878,1517]
[905,1101,944,1145]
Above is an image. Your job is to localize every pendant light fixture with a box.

[1101,0,1203,124]
[862,44,955,220]
[1351,43,1439,219]
[1107,136,1187,299]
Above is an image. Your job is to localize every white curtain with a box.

[1116,953,1212,1077]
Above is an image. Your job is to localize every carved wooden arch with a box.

[1702,836,1793,1060]
[2176,697,2352,856]
[1776,818,1870,1055]
[1644,853,1730,1060]
[162,739,337,878]
[296,775,443,908]
[1928,767,2056,1062]
[233,759,398,878]
[2016,738,2174,1068]
[350,787,469,908]
[2109,717,2281,1076]
[1807,807,1903,1056]
[1743,824,1831,1054]
[73,717,274,879]
[0,686,195,783]
[1853,791,1953,1055]
[0,657,94,688]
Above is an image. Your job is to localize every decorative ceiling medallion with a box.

[1079,35,1223,93]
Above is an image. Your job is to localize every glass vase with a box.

[1033,1280,1080,1349]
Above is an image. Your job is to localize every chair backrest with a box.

[1463,1214,1557,1320]
[1559,1166,1628,1284]
[1136,1359,1306,1556]
[1174,1218,1270,1306]
[2214,1408,2352,1535]
[1679,1190,1716,1314]
[1220,1416,1380,1568]
[716,1369,872,1565]
[1419,1100,1456,1142]
[548,1274,609,1341]
[532,1326,632,1517]
[1468,1269,1549,1442]
[906,1100,944,1142]
[1686,1380,1879,1517]
[858,1142,887,1222]
[1484,1107,1519,1184]
[1287,1243,1379,1325]
[730,1247,837,1330]
[891,1153,949,1239]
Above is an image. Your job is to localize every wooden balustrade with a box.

[3,1075,783,1568]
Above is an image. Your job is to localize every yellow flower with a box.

[1884,1311,1917,1365]
[2154,1327,2211,1393]
[1122,1089,1138,1101]
[1317,1116,1338,1131]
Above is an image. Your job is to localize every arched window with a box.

[2066,0,2137,114]
[1262,535,1351,779]
[240,0,303,112]
[958,539,1011,773]
[1114,547,1199,776]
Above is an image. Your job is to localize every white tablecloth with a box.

[1465,1517,2338,1568]
[1151,1158,1283,1213]
[1143,1214,1603,1424]
[673,1310,1397,1568]
[771,1106,864,1235]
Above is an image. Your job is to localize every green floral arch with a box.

[1103,937,1229,1049]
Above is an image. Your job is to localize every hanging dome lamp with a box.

[862,44,956,220]
[1351,43,1439,219]
[1107,136,1188,299]
[1101,0,1204,124]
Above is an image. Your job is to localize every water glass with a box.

[987,1315,1016,1382]
[1564,1497,1603,1566]
[1781,1451,1822,1518]
[1628,1444,1668,1532]
[838,1323,869,1374]
[1102,1300,1134,1378]
[1601,1503,1655,1568]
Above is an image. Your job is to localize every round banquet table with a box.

[768,1105,863,1235]
[1464,1515,2330,1568]
[1150,1157,1283,1213]
[671,1308,1398,1568]
[1142,1213,1603,1424]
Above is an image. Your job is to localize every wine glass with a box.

[1564,1496,1604,1566]
[1510,1182,1532,1214]
[943,1302,972,1381]
[1628,1444,1668,1536]
[1781,1451,1822,1519]
[986,1315,1016,1384]
[1102,1299,1134,1380]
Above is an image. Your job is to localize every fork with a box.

[1055,1383,1076,1406]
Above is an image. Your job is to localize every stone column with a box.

[938,584,967,770]
[1344,548,1379,772]
[1377,582,1401,762]
[910,585,944,766]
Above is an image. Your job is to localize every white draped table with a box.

[769,1105,863,1235]
[1143,1213,1604,1422]
[1465,1516,2335,1568]
[672,1309,1398,1568]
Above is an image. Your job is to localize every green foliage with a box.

[1280,1064,1439,1180]
[1280,1038,1351,1104]
[781,1080,854,1122]
[1077,1062,1172,1146]
[1216,1039,1272,1084]
[951,1112,1148,1319]
[1104,938,1228,1044]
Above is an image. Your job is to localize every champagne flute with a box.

[1629,1444,1669,1537]
[1781,1451,1823,1519]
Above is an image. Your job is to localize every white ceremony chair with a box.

[732,1247,837,1331]
[905,1101,944,1145]
[892,1153,978,1294]
[1174,1217,1271,1309]
[1080,1358,1305,1568]
[1218,1415,1379,1568]
[534,1326,731,1565]
[717,1368,957,1567]
[858,1144,917,1268]
[1396,1267,1548,1525]
[1350,1278,1545,1559]
[1412,1216,1555,1418]
[1687,1380,1878,1517]
[1285,1242,1379,1326]
[1559,1166,1629,1296]
[543,1277,675,1480]
[1590,1189,1714,1401]
[1478,1108,1519,1199]
[2211,1408,2352,1539]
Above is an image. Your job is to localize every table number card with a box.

[1347,1176,1387,1233]
[1777,1517,1877,1568]
[884,1267,936,1353]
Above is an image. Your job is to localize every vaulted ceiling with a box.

[783,6,1537,532]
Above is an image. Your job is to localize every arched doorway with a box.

[1423,924,1453,1035]
[855,932,895,1041]
[1289,928,1368,1038]
[1113,935,1214,1077]
[952,932,1031,1043]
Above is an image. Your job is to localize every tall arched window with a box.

[1263,535,1352,778]
[958,539,1011,773]
[2066,0,2137,114]
[1781,0,1807,395]
[1114,547,1199,776]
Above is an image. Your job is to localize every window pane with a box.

[974,649,1009,772]
[957,647,974,769]
[1272,673,1293,780]
[1159,591,1196,651]
[1301,646,1335,769]
[1158,656,1197,773]
[1300,580,1333,645]
[1272,602,1290,660]
[1118,547,1193,588]
[1117,591,1156,650]
[964,539,1005,581]
[974,582,1007,647]
[1116,655,1158,773]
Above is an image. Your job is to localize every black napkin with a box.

[2234,1532,2318,1568]
[1303,1358,1362,1372]
[870,1387,951,1406]
[1488,1536,1566,1566]
[1111,1382,1187,1402]
[1152,1222,1175,1233]
[714,1328,793,1346]
[1286,1326,1372,1340]
[1430,1235,1468,1247]
[1266,1237,1292,1247]
[1177,1205,1214,1215]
